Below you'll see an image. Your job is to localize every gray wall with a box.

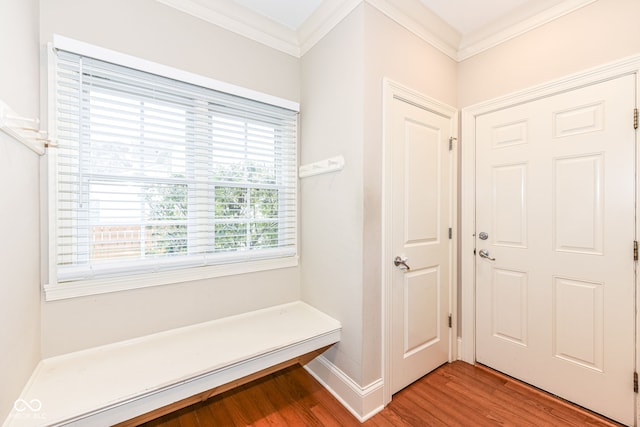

[300,4,366,385]
[0,0,41,420]
[300,3,457,393]
[39,0,302,357]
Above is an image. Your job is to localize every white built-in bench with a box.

[3,302,340,427]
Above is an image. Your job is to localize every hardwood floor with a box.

[141,361,623,427]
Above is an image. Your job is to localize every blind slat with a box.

[53,49,298,283]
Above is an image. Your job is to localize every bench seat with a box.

[3,301,340,427]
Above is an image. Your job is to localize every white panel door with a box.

[391,97,452,393]
[475,74,636,425]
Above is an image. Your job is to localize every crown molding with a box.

[298,0,363,57]
[156,0,599,62]
[457,0,598,60]
[366,0,460,60]
[156,0,301,57]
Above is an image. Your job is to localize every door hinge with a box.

[634,372,638,393]
[634,240,638,261]
[634,108,638,130]
[448,228,452,239]
[449,137,457,151]
[448,314,452,328]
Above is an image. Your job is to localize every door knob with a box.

[478,249,495,261]
[394,256,411,271]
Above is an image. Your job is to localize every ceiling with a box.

[231,0,325,31]
[419,0,541,35]
[229,0,565,35]
[158,0,596,59]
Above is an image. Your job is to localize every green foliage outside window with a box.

[214,186,279,251]
[144,179,188,256]
[144,161,280,256]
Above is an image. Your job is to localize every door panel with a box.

[391,97,452,394]
[405,268,440,354]
[492,268,528,346]
[552,277,604,371]
[406,120,440,242]
[475,74,636,425]
[553,154,603,254]
[493,163,527,247]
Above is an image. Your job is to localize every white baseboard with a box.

[304,355,385,422]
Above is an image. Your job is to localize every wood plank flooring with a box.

[140,361,623,426]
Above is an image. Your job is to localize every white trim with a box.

[45,44,59,291]
[304,355,384,422]
[45,39,300,301]
[635,69,640,427]
[457,0,598,60]
[460,106,476,364]
[365,0,459,60]
[381,78,458,405]
[52,34,300,112]
[44,256,298,301]
[154,0,598,63]
[156,0,300,57]
[298,0,363,57]
[450,116,459,367]
[460,55,640,370]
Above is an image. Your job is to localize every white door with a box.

[391,96,453,393]
[475,74,636,425]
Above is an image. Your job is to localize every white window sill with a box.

[44,256,298,301]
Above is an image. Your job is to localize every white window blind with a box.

[52,49,298,284]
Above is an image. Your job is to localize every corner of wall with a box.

[0,0,43,422]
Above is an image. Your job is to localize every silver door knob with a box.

[394,256,411,271]
[478,249,495,261]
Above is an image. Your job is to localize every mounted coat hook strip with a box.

[299,155,345,178]
[0,100,50,155]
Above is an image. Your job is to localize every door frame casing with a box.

[381,78,458,405]
[460,55,640,421]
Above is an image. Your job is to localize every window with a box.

[47,39,298,298]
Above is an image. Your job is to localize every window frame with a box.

[44,36,299,301]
